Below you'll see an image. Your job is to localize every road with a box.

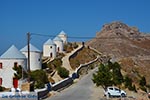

[45,68,100,100]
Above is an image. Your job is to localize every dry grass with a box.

[69,47,98,69]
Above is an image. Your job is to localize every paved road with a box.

[46,68,98,100]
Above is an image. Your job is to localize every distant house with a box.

[58,30,68,44]
[0,45,27,88]
[53,36,64,53]
[43,39,56,59]
[20,44,42,71]
[43,31,67,58]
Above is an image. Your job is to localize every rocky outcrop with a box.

[87,21,150,58]
[97,21,140,38]
[86,21,150,82]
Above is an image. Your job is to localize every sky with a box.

[0,0,150,55]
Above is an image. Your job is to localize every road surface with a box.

[45,68,101,100]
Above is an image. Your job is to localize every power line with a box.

[30,32,150,40]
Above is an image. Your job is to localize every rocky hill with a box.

[86,21,150,83]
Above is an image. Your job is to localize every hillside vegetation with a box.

[69,46,98,69]
[87,21,150,91]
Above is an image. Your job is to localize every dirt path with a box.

[61,44,83,74]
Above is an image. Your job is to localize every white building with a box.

[20,44,42,71]
[53,36,64,53]
[0,45,27,88]
[43,39,56,59]
[58,31,67,44]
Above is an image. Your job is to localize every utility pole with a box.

[27,32,30,72]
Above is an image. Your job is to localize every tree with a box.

[13,65,28,79]
[92,61,124,89]
[92,63,113,89]
[111,62,123,85]
[30,70,49,89]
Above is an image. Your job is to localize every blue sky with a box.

[0,0,150,55]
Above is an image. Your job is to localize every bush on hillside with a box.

[72,42,78,49]
[0,86,5,91]
[124,75,137,92]
[30,70,49,89]
[57,67,69,78]
[139,76,146,86]
[46,58,62,73]
[140,86,147,92]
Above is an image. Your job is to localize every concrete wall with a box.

[75,56,99,77]
[51,77,73,91]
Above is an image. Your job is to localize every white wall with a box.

[0,59,26,88]
[58,34,67,44]
[53,41,63,53]
[43,45,56,59]
[22,51,42,71]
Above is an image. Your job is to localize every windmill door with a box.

[13,78,18,88]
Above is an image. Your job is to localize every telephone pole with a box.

[27,32,30,72]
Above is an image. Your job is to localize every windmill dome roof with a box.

[59,30,66,35]
[44,39,56,45]
[20,44,41,52]
[0,45,26,59]
[53,36,63,42]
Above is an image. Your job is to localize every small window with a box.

[14,62,18,67]
[0,78,2,86]
[50,46,52,49]
[115,88,119,91]
[0,63,2,69]
[109,88,113,90]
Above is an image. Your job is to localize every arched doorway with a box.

[57,47,60,52]
[50,52,53,58]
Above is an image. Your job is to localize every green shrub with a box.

[139,76,146,86]
[72,42,78,49]
[0,86,5,91]
[52,58,62,68]
[42,63,48,69]
[57,67,69,78]
[30,70,48,89]
[124,76,132,88]
[13,65,28,79]
[140,86,147,92]
[47,58,62,71]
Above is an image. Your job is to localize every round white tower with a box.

[43,39,56,58]
[53,36,63,53]
[58,30,67,44]
[20,44,42,71]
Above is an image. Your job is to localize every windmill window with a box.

[50,46,52,49]
[14,62,18,67]
[0,63,2,69]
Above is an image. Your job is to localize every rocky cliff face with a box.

[86,21,150,83]
[87,21,150,58]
